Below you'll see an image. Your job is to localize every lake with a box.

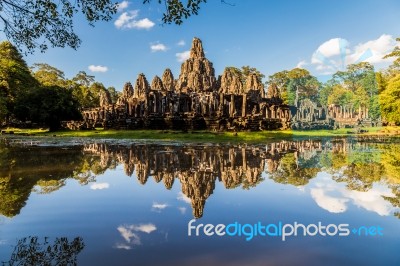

[0,137,399,265]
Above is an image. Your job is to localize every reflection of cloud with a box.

[310,175,395,216]
[311,187,349,213]
[0,240,6,245]
[90,183,110,190]
[115,223,157,249]
[115,243,131,250]
[152,202,168,211]
[343,187,394,216]
[178,207,187,214]
[177,192,191,204]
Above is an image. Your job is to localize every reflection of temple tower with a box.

[179,171,216,218]
[81,141,323,218]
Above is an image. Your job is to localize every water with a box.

[0,137,399,265]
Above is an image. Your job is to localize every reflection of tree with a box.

[380,144,400,184]
[2,236,84,266]
[0,144,103,217]
[2,139,400,219]
[333,162,384,191]
[270,153,320,186]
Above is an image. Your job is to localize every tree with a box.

[0,0,117,53]
[0,41,37,122]
[14,85,82,130]
[144,0,207,25]
[268,68,320,104]
[379,73,400,125]
[31,63,67,87]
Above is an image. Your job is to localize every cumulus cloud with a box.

[175,50,190,62]
[90,183,110,190]
[88,65,108,73]
[150,43,167,52]
[117,1,129,12]
[309,34,397,75]
[114,10,155,30]
[177,40,186,46]
[177,192,191,204]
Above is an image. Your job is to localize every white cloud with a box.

[177,40,186,46]
[296,60,307,69]
[150,43,167,52]
[177,192,191,204]
[175,50,190,63]
[310,35,397,75]
[0,240,6,245]
[114,10,155,30]
[90,182,110,190]
[117,1,129,12]
[152,202,168,211]
[88,65,108,73]
[347,34,396,65]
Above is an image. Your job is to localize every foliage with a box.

[0,41,38,122]
[268,68,320,104]
[14,85,82,130]
[379,74,400,125]
[144,0,207,25]
[2,236,84,266]
[0,0,117,53]
[31,63,67,87]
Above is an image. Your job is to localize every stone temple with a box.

[66,37,378,131]
[73,37,291,131]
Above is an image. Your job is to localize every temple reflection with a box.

[1,138,400,219]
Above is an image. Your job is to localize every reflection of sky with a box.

[0,163,399,265]
[309,173,395,215]
[115,223,157,249]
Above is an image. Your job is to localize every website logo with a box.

[188,220,383,241]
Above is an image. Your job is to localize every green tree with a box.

[0,41,37,122]
[379,73,400,125]
[327,84,354,106]
[31,63,67,87]
[268,68,320,104]
[0,0,117,53]
[14,85,81,130]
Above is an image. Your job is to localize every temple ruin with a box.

[71,37,290,131]
[65,37,379,131]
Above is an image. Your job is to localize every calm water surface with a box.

[0,137,399,265]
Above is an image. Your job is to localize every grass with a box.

[2,126,400,143]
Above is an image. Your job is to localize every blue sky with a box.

[3,0,400,90]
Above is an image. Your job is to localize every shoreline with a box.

[1,127,400,144]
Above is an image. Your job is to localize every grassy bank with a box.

[2,126,400,143]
